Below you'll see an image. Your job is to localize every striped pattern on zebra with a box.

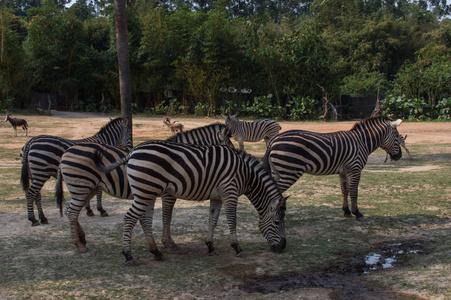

[95,141,287,265]
[262,116,403,220]
[222,114,281,151]
[57,123,234,253]
[21,117,131,226]
[167,123,233,148]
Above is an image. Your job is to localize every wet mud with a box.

[238,240,428,299]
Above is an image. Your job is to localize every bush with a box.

[436,97,451,120]
[194,102,210,117]
[287,96,321,121]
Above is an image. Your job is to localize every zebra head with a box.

[382,118,403,161]
[218,125,234,148]
[108,117,132,151]
[259,195,287,253]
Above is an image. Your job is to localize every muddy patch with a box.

[238,240,428,299]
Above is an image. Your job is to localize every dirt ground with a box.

[2,111,451,165]
[0,111,450,300]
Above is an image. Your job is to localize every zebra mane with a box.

[351,116,392,131]
[240,151,279,186]
[95,117,125,135]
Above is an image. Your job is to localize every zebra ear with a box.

[391,119,402,128]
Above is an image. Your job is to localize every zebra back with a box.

[223,114,281,143]
[166,123,233,148]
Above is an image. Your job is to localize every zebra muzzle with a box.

[270,237,286,253]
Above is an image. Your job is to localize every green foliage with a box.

[382,94,451,120]
[288,96,321,121]
[392,44,451,106]
[436,98,451,120]
[0,0,450,120]
[341,72,389,96]
[194,102,210,117]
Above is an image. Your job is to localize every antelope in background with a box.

[4,110,28,137]
[163,116,184,135]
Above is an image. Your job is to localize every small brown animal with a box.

[4,111,28,137]
[163,117,184,135]
[385,134,412,162]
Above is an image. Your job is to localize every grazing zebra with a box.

[95,141,287,265]
[21,117,132,226]
[262,116,403,220]
[222,114,281,151]
[385,134,412,162]
[57,123,234,253]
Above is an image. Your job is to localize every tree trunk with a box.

[114,0,133,142]
[1,0,5,63]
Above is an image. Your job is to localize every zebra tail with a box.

[55,168,64,217]
[20,159,30,192]
[93,148,129,174]
[261,146,281,181]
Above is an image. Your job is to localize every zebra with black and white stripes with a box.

[95,141,287,265]
[262,116,403,220]
[222,114,281,151]
[56,123,234,253]
[21,117,131,226]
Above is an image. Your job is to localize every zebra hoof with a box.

[154,254,165,261]
[77,247,88,254]
[40,219,49,225]
[208,250,219,256]
[31,221,41,226]
[356,216,365,221]
[87,211,95,217]
[101,212,109,217]
[236,251,247,258]
[125,259,137,266]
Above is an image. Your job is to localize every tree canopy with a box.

[0,0,450,119]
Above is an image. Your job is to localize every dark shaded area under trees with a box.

[0,0,450,120]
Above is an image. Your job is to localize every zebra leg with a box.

[85,200,95,216]
[36,192,48,224]
[349,172,364,220]
[238,139,245,152]
[161,195,179,250]
[122,197,162,265]
[67,203,88,253]
[223,197,246,258]
[339,173,352,217]
[140,199,164,261]
[26,187,40,226]
[96,189,108,217]
[206,199,222,256]
[26,179,48,226]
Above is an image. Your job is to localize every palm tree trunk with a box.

[114,0,133,142]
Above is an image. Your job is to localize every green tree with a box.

[0,8,28,108]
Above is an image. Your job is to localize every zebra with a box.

[95,141,287,265]
[21,117,132,226]
[222,114,281,151]
[262,116,403,220]
[56,123,234,253]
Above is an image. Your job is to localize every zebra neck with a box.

[353,123,388,155]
